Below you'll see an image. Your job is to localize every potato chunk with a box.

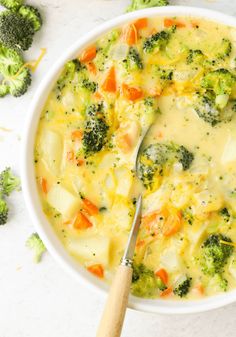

[67,236,110,266]
[47,184,80,218]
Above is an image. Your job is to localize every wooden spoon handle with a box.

[96,264,133,337]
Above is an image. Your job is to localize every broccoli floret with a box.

[0,167,20,196]
[219,207,231,222]
[201,69,236,109]
[0,196,8,225]
[201,234,234,276]
[186,49,205,64]
[0,10,35,51]
[0,0,23,10]
[0,43,24,75]
[82,103,109,156]
[127,0,169,12]
[173,275,192,297]
[155,67,173,89]
[0,83,9,97]
[137,142,194,188]
[18,5,42,32]
[131,263,166,298]
[26,232,46,263]
[123,47,143,71]
[6,67,31,97]
[194,92,236,126]
[81,78,97,93]
[143,27,175,54]
[217,38,232,60]
[56,59,84,96]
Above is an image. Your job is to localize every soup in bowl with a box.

[22,7,236,313]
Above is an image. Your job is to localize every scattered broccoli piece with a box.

[6,67,31,97]
[137,142,194,188]
[201,234,234,276]
[186,49,205,64]
[201,68,236,109]
[123,47,143,71]
[0,0,23,10]
[0,10,35,51]
[219,207,231,222]
[0,196,8,225]
[143,27,175,54]
[131,263,165,298]
[26,233,46,263]
[155,67,173,89]
[0,83,9,97]
[18,5,42,32]
[173,275,192,297]
[217,38,232,60]
[81,78,97,93]
[82,103,109,156]
[0,167,20,196]
[0,43,24,75]
[127,0,169,12]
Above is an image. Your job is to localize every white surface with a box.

[1,0,236,335]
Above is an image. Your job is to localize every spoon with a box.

[96,124,154,337]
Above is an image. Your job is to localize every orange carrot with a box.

[160,287,173,297]
[76,158,84,166]
[86,62,97,75]
[163,211,182,237]
[155,268,168,286]
[79,45,97,63]
[195,284,205,295]
[87,264,104,278]
[134,18,148,30]
[164,18,186,28]
[122,24,138,45]
[73,211,93,230]
[71,130,83,140]
[93,91,103,100]
[82,198,99,216]
[40,177,48,194]
[122,83,143,101]
[101,66,117,93]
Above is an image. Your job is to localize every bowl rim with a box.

[21,5,236,314]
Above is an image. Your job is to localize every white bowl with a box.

[21,6,236,314]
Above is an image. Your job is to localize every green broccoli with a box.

[186,49,205,65]
[212,274,228,292]
[4,67,31,97]
[0,167,20,196]
[18,5,42,32]
[81,78,97,93]
[0,196,8,225]
[194,91,236,126]
[123,47,143,71]
[127,0,169,12]
[131,263,166,298]
[82,103,109,157]
[0,43,24,75]
[201,234,234,276]
[216,38,232,60]
[155,67,173,89]
[137,142,194,188]
[0,0,23,10]
[143,27,175,54]
[26,233,46,263]
[201,69,236,109]
[0,83,9,97]
[173,275,192,297]
[0,10,35,50]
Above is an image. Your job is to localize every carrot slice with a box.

[134,18,148,30]
[164,18,186,28]
[93,91,103,100]
[40,177,48,194]
[195,284,205,295]
[71,130,83,140]
[73,211,93,229]
[87,264,104,278]
[86,62,97,75]
[122,24,138,45]
[122,83,143,101]
[155,268,168,286]
[101,66,117,93]
[76,158,84,166]
[82,198,99,216]
[160,287,173,297]
[163,211,182,237]
[79,45,97,63]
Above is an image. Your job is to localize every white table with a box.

[1,1,236,336]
